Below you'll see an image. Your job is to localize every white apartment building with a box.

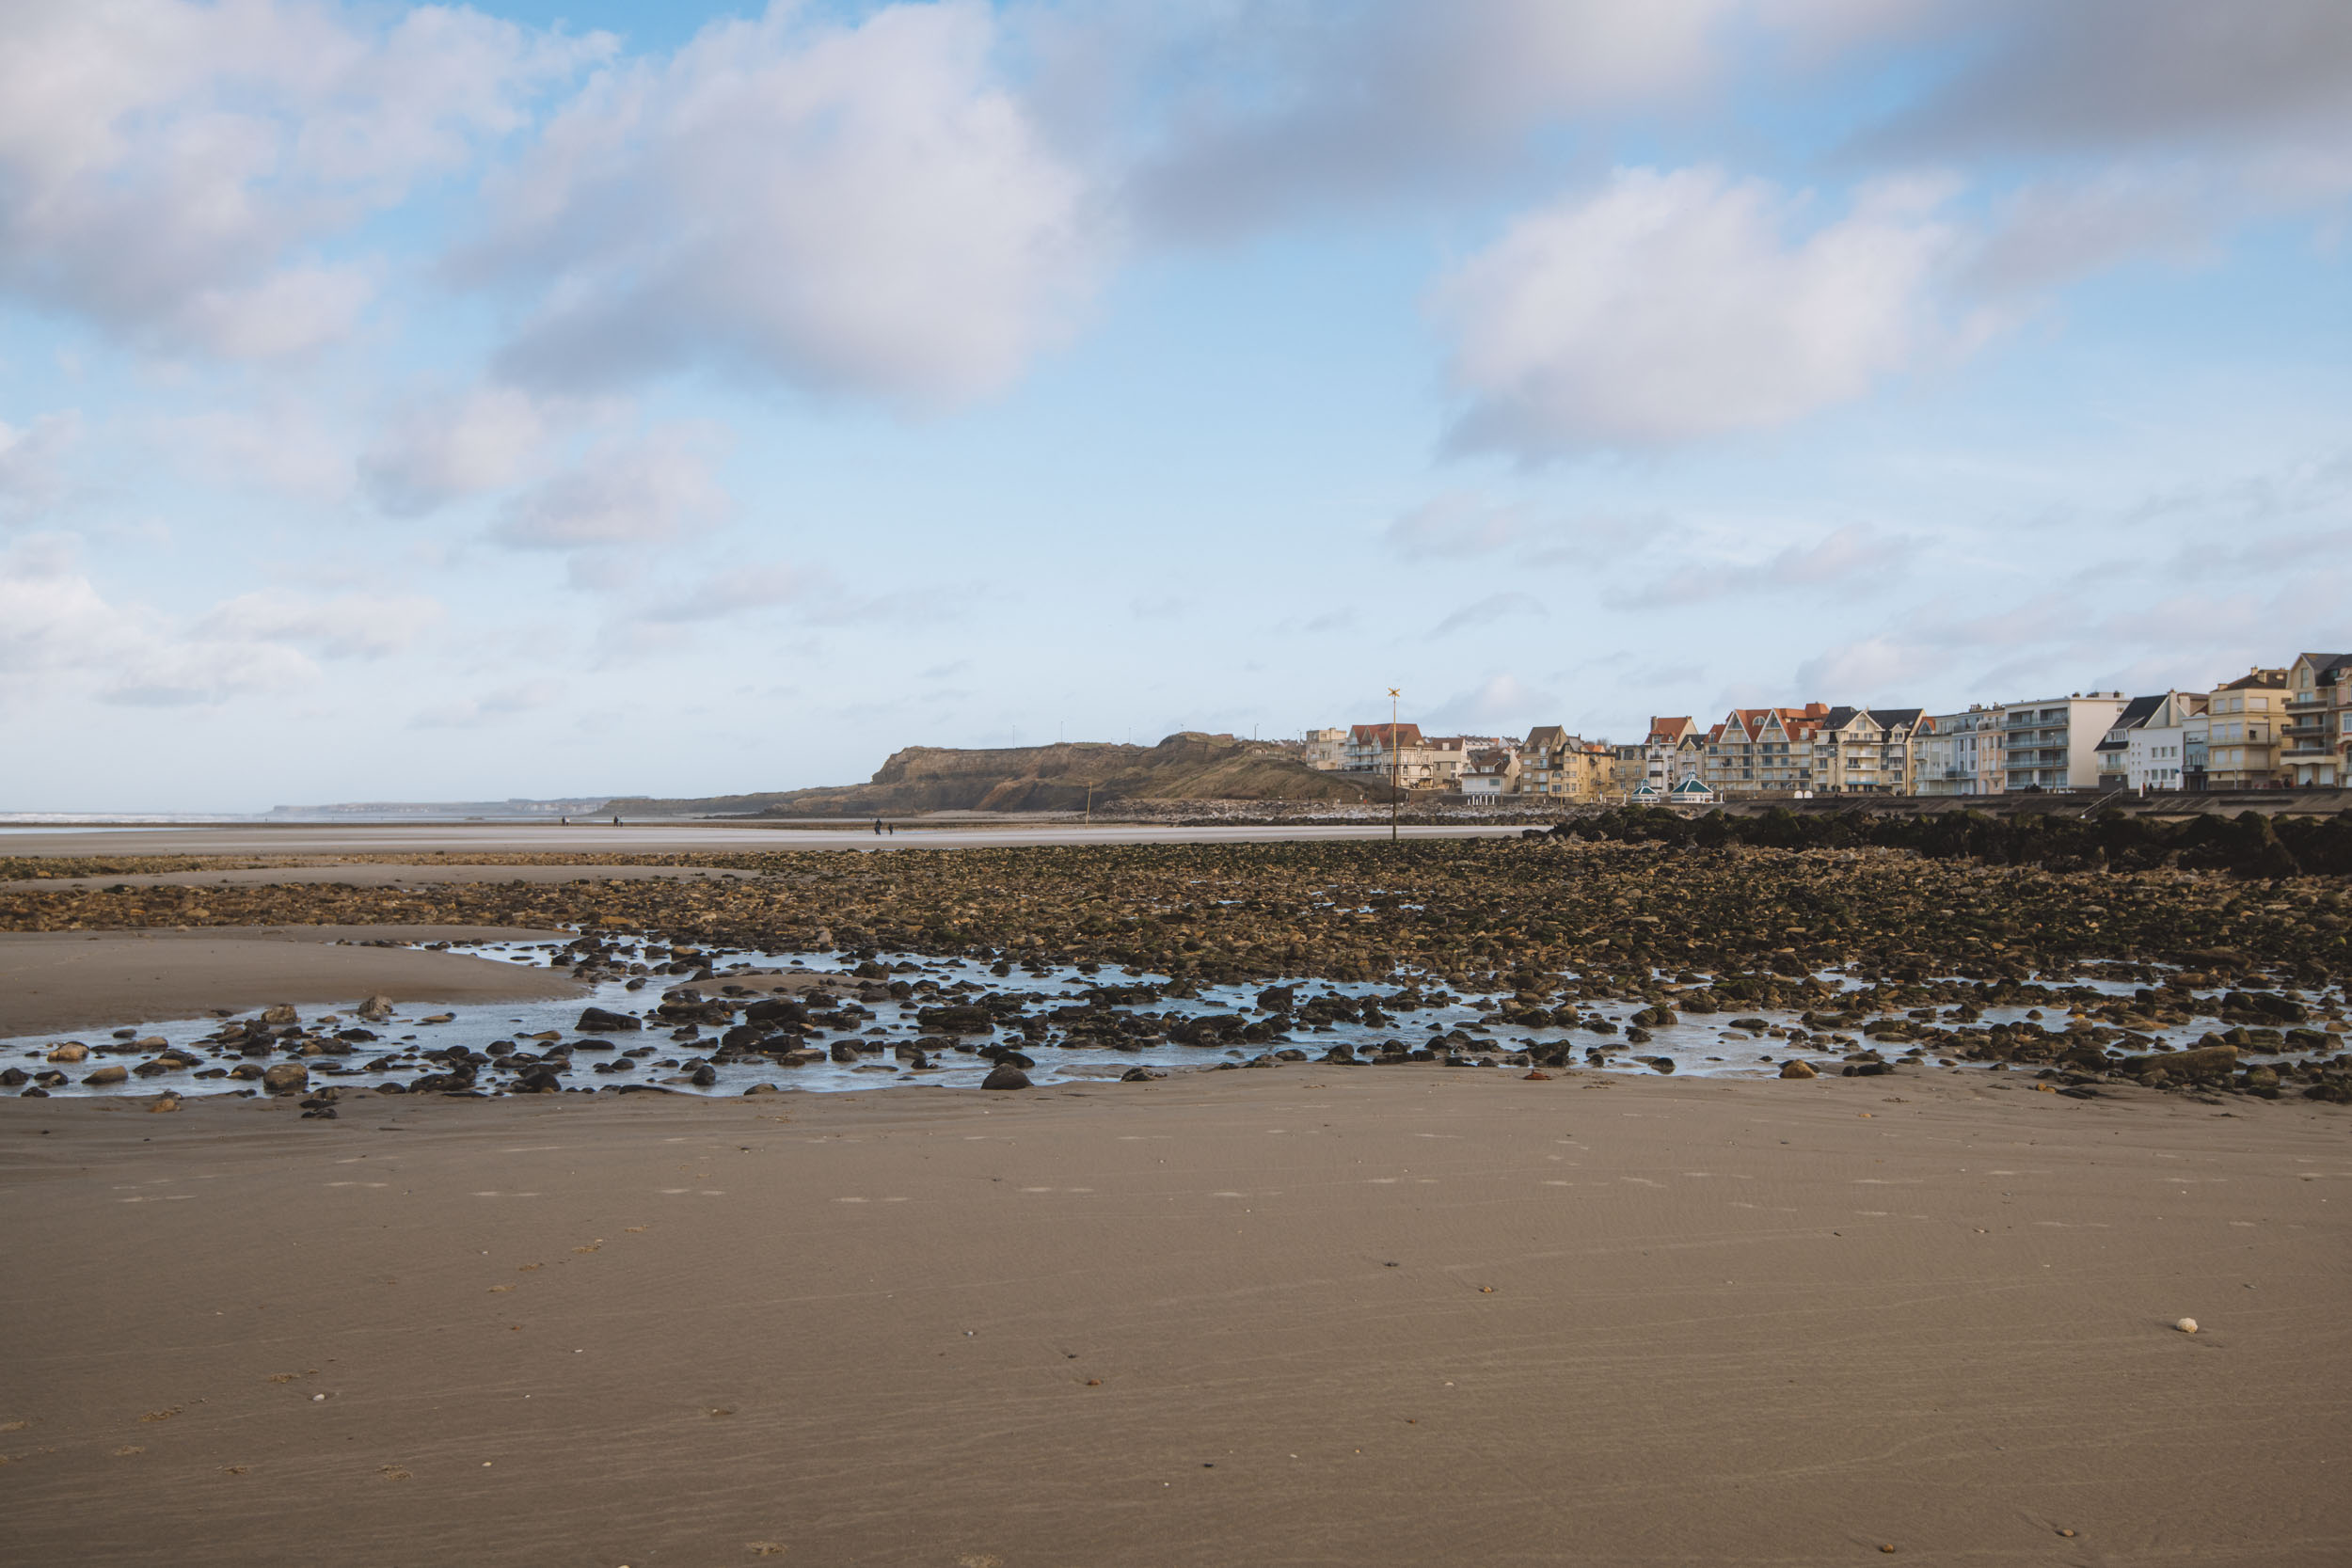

[1994,693,2127,792]
[2093,695,2166,791]
[1916,707,1994,796]
[1303,728,1347,770]
[2123,691,2206,792]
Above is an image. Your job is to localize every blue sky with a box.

[3,0,2347,810]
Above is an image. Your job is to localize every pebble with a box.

[2176,1317,2198,1334]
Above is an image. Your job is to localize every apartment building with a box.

[2123,691,2206,792]
[1612,743,1646,797]
[1518,725,1613,800]
[1642,717,1705,793]
[2201,669,2290,788]
[1915,707,1996,796]
[1701,704,1830,795]
[2093,695,2167,791]
[1812,706,1922,794]
[1303,727,1347,770]
[1994,693,2126,792]
[1343,723,1456,787]
[2283,653,2352,788]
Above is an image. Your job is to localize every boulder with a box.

[576,1006,642,1033]
[46,1042,87,1064]
[83,1064,129,1085]
[260,1004,299,1026]
[262,1062,309,1094]
[1778,1060,1818,1080]
[357,994,396,1022]
[147,1095,182,1113]
[2125,1045,2236,1084]
[980,1065,1032,1090]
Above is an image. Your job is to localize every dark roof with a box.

[2113,693,2165,727]
[2296,652,2352,678]
[1866,707,1923,727]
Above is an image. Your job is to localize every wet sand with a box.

[2,1069,2344,1566]
[0,863,761,892]
[0,820,1518,858]
[0,927,581,1037]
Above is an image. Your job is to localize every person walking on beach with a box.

[874,817,883,835]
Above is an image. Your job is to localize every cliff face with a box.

[604,734,1391,817]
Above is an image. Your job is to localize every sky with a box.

[2,0,2348,811]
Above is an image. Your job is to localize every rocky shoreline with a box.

[5,833,2345,1106]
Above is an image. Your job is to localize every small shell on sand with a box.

[2175,1317,2199,1334]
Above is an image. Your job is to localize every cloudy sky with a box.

[4,0,2348,810]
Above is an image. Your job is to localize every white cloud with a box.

[1430,591,1547,639]
[495,427,728,551]
[1642,523,1915,604]
[1422,673,1559,731]
[469,1,1099,408]
[408,681,563,731]
[0,0,604,357]
[1793,635,1944,696]
[161,404,353,503]
[1382,494,1524,559]
[1436,166,1961,455]
[361,385,560,516]
[0,410,76,524]
[0,534,317,707]
[194,590,444,660]
[642,562,829,624]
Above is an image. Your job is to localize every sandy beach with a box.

[0,927,582,1037]
[3,1069,2345,1567]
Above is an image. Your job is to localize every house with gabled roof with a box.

[1813,705,1924,794]
[1518,725,1613,800]
[1642,716,1704,793]
[2284,653,2352,788]
[1700,704,1830,795]
[1460,748,1520,801]
[2093,694,2168,791]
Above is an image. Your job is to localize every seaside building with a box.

[1611,744,1646,799]
[1701,704,1830,795]
[1460,749,1520,800]
[1812,706,1923,794]
[1992,693,2127,792]
[1339,725,1486,789]
[1915,707,1996,796]
[2201,668,2290,789]
[1303,728,1347,770]
[2093,694,2168,792]
[2283,653,2352,788]
[1642,717,1705,793]
[1517,726,1614,799]
[2124,691,2206,792]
